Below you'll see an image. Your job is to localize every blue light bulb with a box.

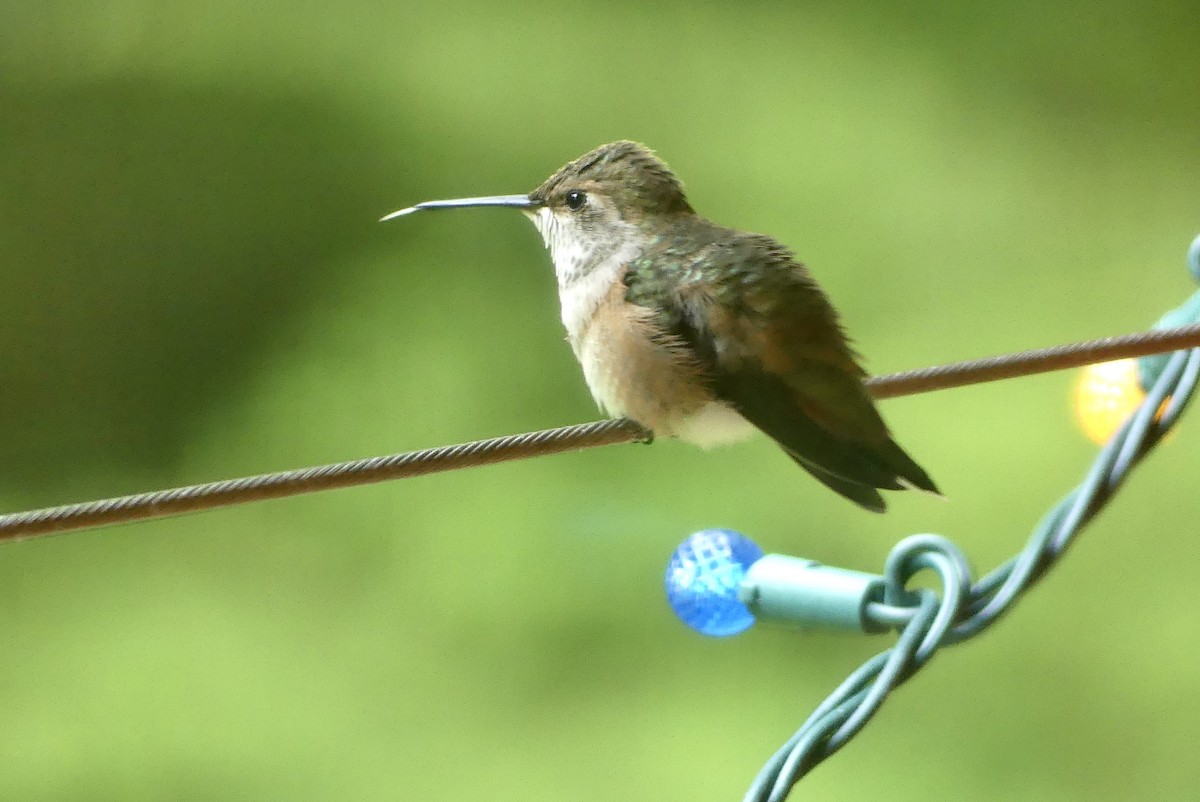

[665,528,764,636]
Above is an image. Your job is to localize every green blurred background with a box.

[2,1,1198,799]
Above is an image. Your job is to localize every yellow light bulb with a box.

[1074,358,1164,444]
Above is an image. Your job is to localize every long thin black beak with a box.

[379,194,536,222]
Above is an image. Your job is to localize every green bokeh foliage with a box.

[2,1,1198,799]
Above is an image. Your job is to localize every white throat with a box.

[527,207,643,349]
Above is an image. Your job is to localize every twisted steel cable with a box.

[3,324,1200,543]
[862,321,1200,398]
[0,419,651,542]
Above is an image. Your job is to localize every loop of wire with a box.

[742,336,1200,801]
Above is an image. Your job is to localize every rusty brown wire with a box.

[3,323,1199,542]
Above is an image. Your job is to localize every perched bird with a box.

[382,141,939,511]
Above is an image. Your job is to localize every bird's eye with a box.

[564,190,587,211]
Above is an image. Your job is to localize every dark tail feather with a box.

[786,450,886,513]
[721,370,934,493]
[879,439,941,496]
[713,368,941,506]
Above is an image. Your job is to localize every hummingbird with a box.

[381,141,939,512]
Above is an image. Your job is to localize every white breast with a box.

[527,206,637,352]
[558,257,621,348]
[526,206,756,446]
[558,257,628,413]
